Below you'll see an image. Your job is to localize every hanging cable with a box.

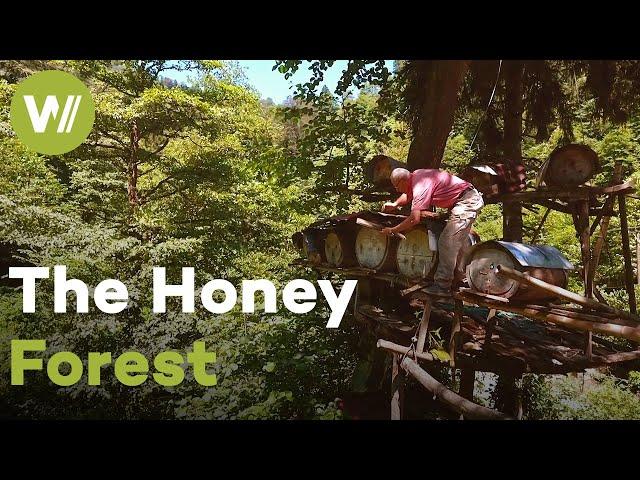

[468,60,503,152]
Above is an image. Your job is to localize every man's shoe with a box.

[424,284,451,297]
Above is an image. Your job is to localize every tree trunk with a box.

[493,373,522,418]
[502,61,524,242]
[128,120,140,208]
[407,61,470,170]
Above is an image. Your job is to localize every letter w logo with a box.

[23,95,83,133]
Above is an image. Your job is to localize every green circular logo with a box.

[10,70,95,155]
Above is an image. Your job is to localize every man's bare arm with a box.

[381,193,408,212]
[382,209,421,234]
[395,193,408,206]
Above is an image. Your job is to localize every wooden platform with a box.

[295,259,640,375]
[355,297,640,376]
[293,182,640,376]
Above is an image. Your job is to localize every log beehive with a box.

[365,155,405,189]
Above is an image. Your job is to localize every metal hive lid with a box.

[472,240,574,270]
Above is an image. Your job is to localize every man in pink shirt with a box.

[381,167,484,296]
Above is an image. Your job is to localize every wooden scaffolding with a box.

[295,163,639,420]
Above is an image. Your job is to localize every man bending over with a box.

[381,166,484,296]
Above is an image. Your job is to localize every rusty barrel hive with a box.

[396,226,437,279]
[306,231,325,264]
[324,225,357,267]
[355,226,397,270]
[293,230,324,264]
[466,240,573,301]
[541,144,599,186]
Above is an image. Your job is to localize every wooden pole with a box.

[459,369,475,401]
[589,163,623,315]
[593,286,609,305]
[619,193,638,314]
[495,265,640,323]
[399,356,512,420]
[585,331,593,359]
[449,299,463,367]
[514,378,524,420]
[391,353,404,420]
[416,297,432,354]
[530,208,551,244]
[575,200,593,298]
[522,304,638,328]
[458,291,640,343]
[637,231,640,285]
[377,339,435,362]
[483,308,498,352]
[576,198,594,358]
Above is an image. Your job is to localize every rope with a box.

[468,59,503,153]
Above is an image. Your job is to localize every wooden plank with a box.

[619,193,638,315]
[596,179,635,195]
[495,188,589,202]
[356,217,406,240]
[546,303,614,317]
[490,183,633,205]
[523,304,637,328]
[458,288,509,303]
[400,281,429,297]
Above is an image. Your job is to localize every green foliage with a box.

[523,372,640,420]
[0,60,357,419]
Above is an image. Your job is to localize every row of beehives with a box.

[294,220,574,302]
[298,222,449,278]
[367,144,600,200]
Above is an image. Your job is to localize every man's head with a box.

[390,168,411,193]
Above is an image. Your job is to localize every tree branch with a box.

[139,175,177,203]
